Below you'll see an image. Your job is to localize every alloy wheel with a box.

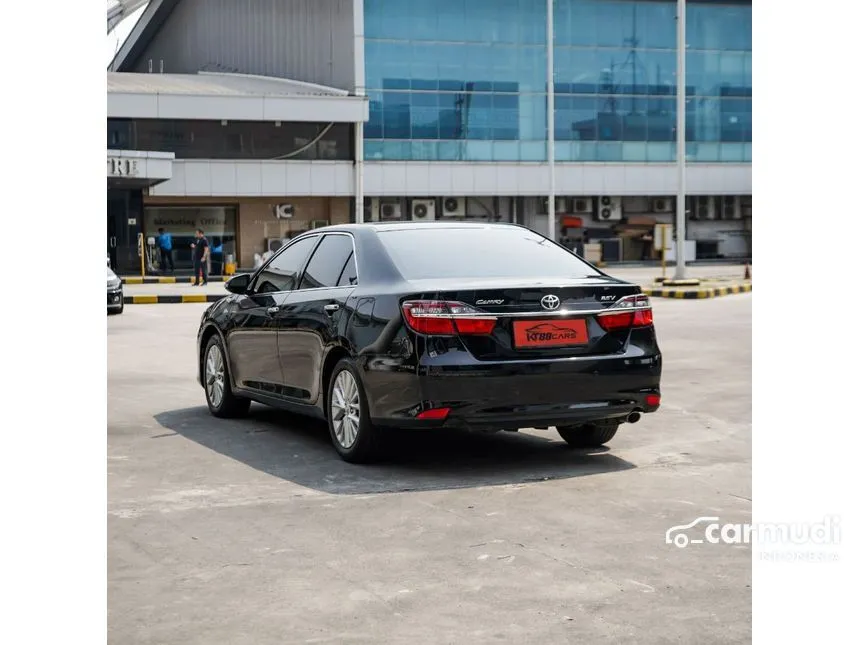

[331,370,361,449]
[205,344,225,408]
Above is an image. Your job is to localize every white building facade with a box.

[108,0,751,272]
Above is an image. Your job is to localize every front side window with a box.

[254,236,318,293]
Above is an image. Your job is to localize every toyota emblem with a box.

[540,294,560,310]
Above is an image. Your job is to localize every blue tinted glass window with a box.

[365,0,751,162]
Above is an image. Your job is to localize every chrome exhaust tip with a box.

[627,411,642,424]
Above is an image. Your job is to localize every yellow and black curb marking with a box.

[124,294,228,305]
[121,276,229,285]
[643,283,752,299]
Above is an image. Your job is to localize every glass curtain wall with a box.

[364,0,549,162]
[364,0,751,163]
[554,0,751,162]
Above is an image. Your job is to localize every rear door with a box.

[226,235,319,391]
[276,233,358,402]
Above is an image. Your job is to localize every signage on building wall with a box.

[144,208,236,236]
[107,157,140,177]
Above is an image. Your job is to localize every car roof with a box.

[316,221,528,234]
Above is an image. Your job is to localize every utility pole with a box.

[547,0,556,241]
[673,0,688,279]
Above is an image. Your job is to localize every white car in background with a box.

[107,265,124,315]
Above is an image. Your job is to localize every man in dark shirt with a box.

[191,228,210,286]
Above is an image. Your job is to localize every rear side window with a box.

[337,252,358,287]
[299,234,357,289]
[378,226,598,280]
[254,236,318,293]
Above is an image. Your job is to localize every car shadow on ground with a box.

[154,405,636,495]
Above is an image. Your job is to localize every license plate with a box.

[512,319,588,348]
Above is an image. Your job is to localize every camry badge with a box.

[540,294,561,310]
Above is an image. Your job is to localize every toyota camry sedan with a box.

[197,222,661,463]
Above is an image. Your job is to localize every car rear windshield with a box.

[378,226,599,280]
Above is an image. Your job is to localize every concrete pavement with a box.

[108,295,752,644]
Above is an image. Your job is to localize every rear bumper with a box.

[365,352,661,430]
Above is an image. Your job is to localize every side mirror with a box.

[225,273,251,294]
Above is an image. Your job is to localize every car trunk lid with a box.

[402,277,644,361]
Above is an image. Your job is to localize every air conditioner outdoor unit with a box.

[371,198,403,221]
[721,196,740,220]
[540,197,569,214]
[571,197,592,215]
[441,196,466,217]
[652,197,674,214]
[274,203,294,219]
[596,196,622,222]
[410,199,436,221]
[266,238,289,254]
[691,196,716,221]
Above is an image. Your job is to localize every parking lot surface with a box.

[108,294,752,644]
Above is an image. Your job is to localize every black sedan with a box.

[197,222,661,463]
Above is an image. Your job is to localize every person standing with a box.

[191,228,210,286]
[156,227,174,274]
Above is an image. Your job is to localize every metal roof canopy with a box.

[108,71,368,123]
[107,0,150,34]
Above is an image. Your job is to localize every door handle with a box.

[324,303,340,315]
[266,306,280,315]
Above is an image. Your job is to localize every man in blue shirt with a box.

[156,228,174,274]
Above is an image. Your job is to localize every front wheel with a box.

[327,359,381,464]
[203,335,250,419]
[556,422,620,448]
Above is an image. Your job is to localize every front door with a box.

[227,235,321,393]
[276,233,358,403]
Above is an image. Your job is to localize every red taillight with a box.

[645,394,661,407]
[416,407,451,420]
[597,294,653,331]
[597,311,635,331]
[634,308,653,327]
[401,300,496,336]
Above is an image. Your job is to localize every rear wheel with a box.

[327,359,381,464]
[556,422,620,448]
[203,335,250,419]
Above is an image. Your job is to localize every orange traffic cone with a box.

[744,264,751,280]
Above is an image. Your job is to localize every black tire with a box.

[556,422,620,448]
[326,358,381,464]
[202,334,251,419]
[108,303,124,315]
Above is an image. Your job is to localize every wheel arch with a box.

[319,344,354,419]
[199,324,233,388]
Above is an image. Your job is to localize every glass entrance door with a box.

[107,189,143,274]
[143,206,238,274]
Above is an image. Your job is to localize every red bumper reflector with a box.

[645,394,661,407]
[416,407,451,420]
